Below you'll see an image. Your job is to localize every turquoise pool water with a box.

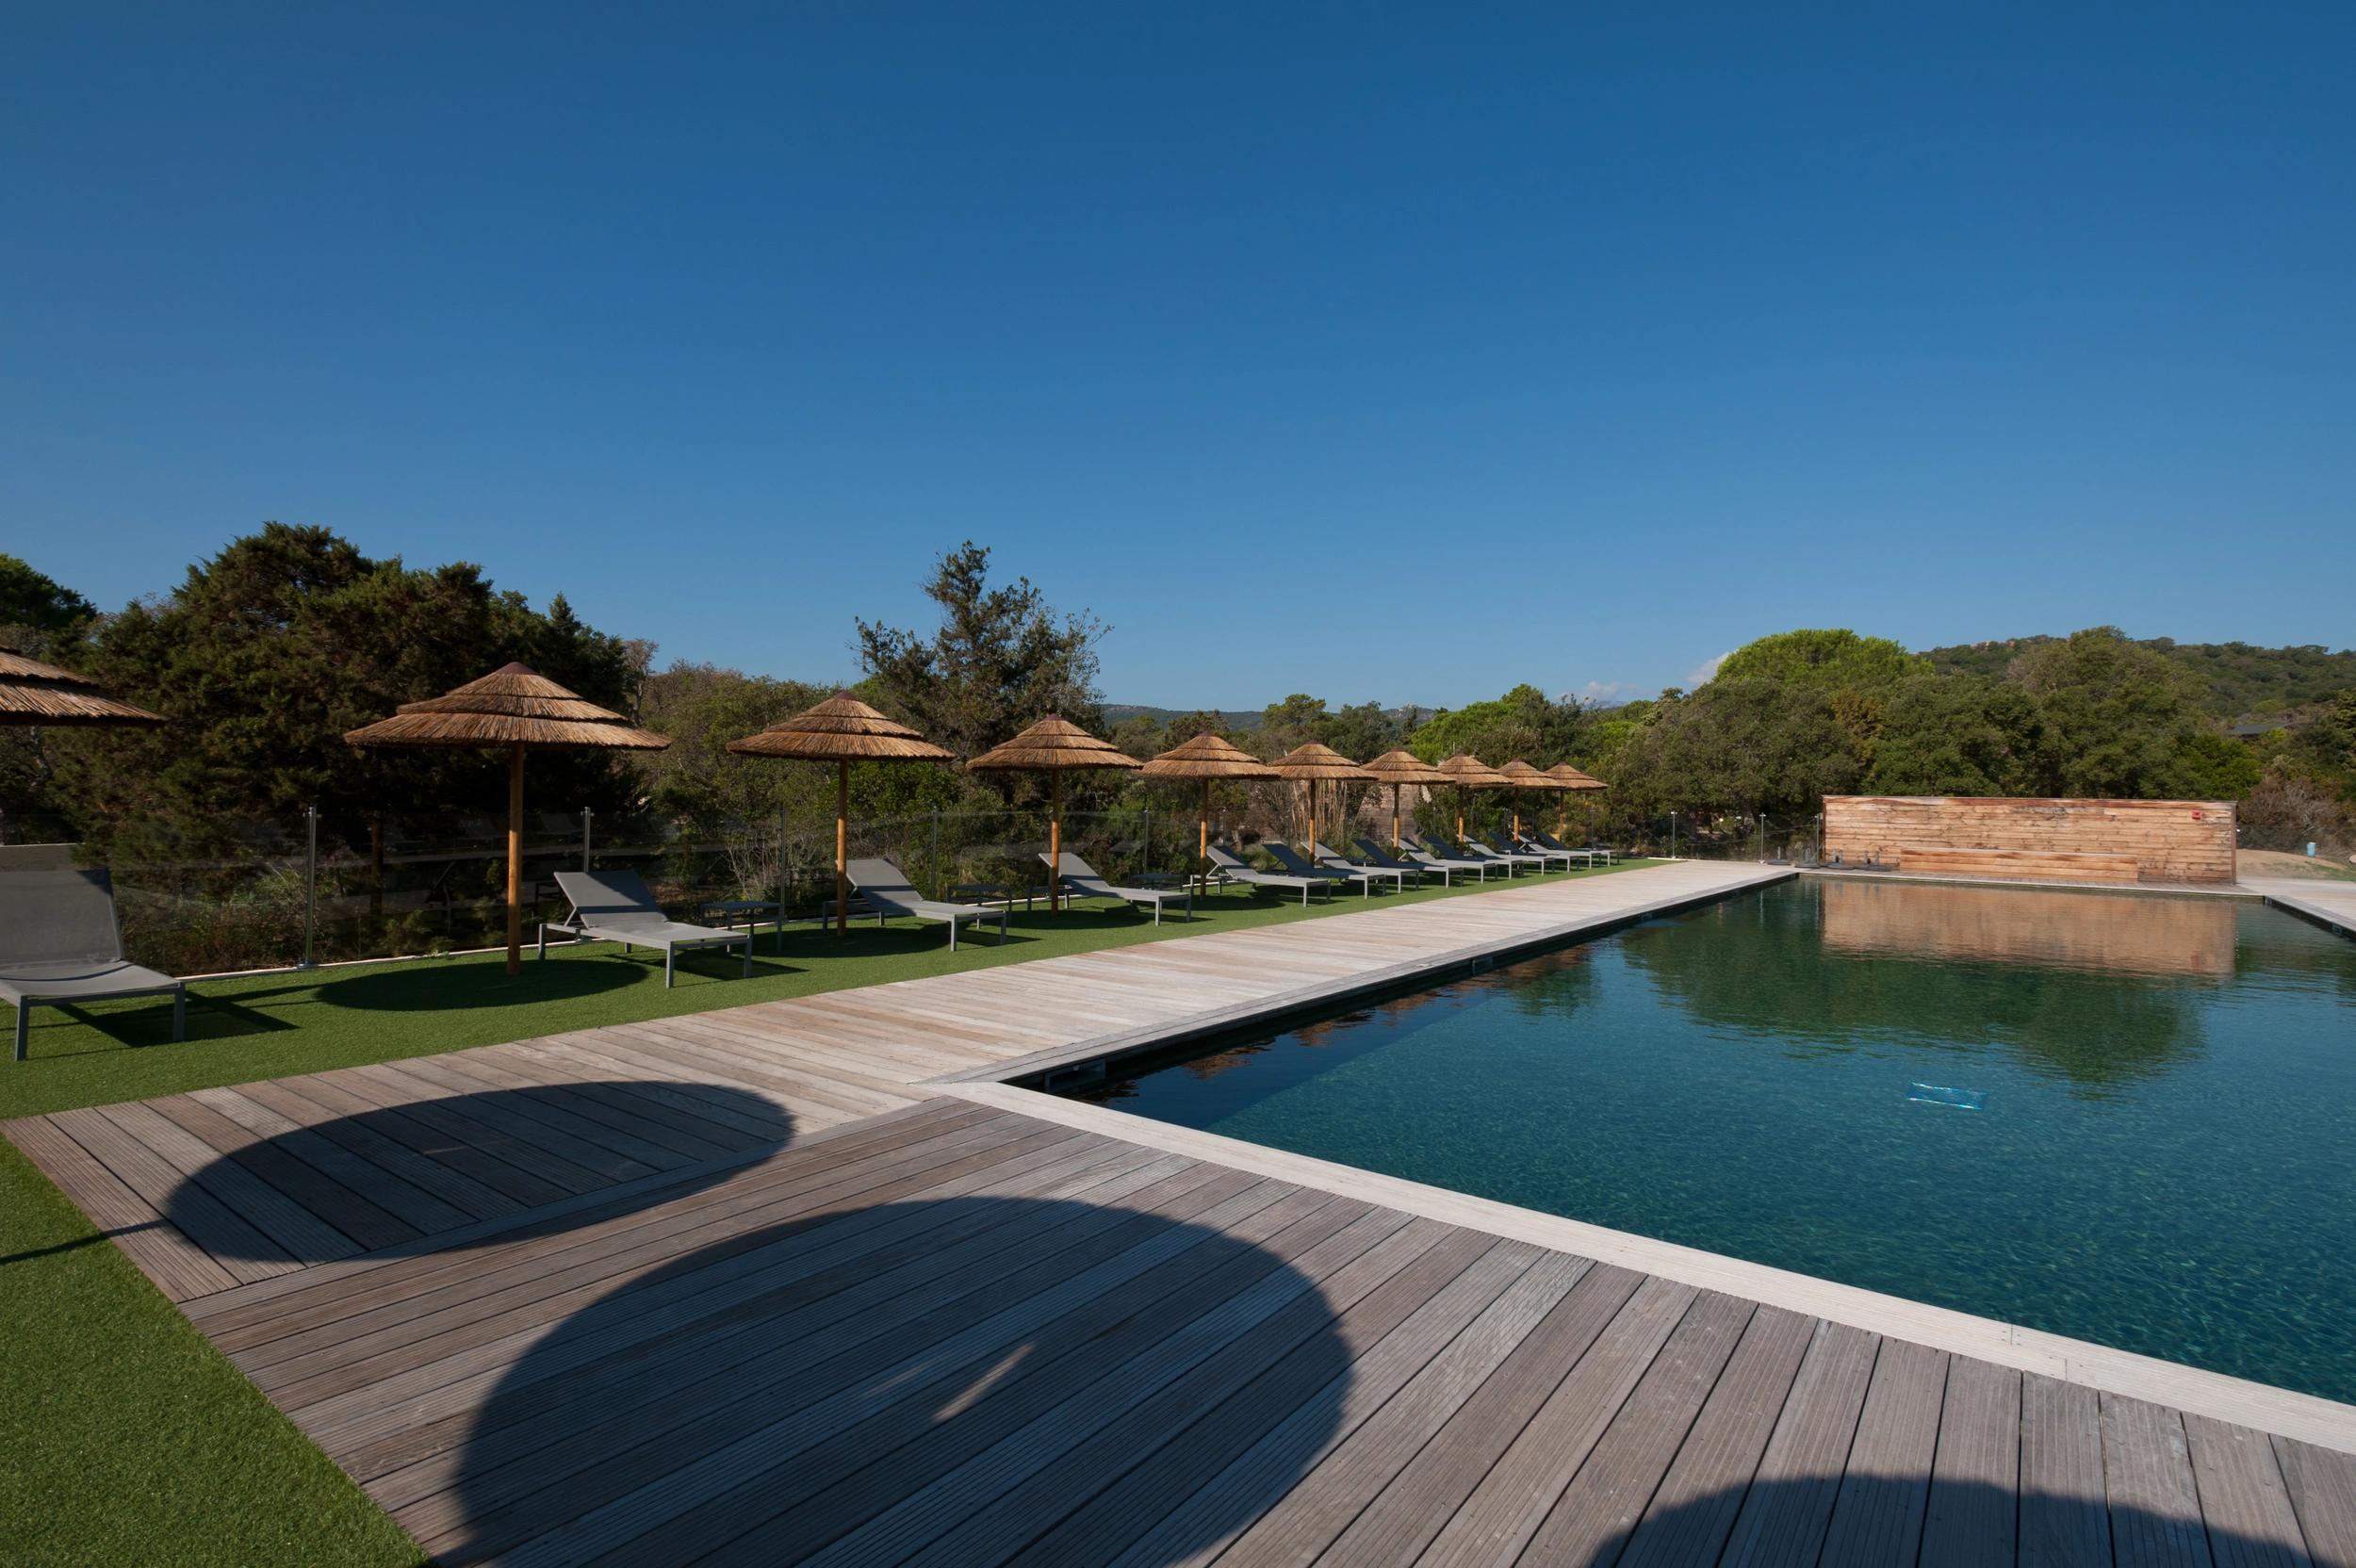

[1083,877,2356,1403]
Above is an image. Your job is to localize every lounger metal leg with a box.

[537,923,548,959]
[949,919,957,952]
[741,941,750,978]
[172,988,186,1042]
[13,1004,25,1063]
[664,948,675,988]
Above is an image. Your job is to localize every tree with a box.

[1716,629,1928,689]
[1865,677,2051,795]
[1609,680,1863,820]
[0,554,97,653]
[47,523,642,855]
[2009,628,2209,796]
[1407,683,1584,766]
[856,542,1106,766]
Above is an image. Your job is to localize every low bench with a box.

[1895,845,2142,885]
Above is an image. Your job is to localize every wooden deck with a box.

[9,860,2355,1565]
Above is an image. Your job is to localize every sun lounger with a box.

[844,858,1007,949]
[1507,834,1580,871]
[1318,840,1427,888]
[1409,835,1504,880]
[1463,837,1549,874]
[1351,837,1463,885]
[1041,852,1191,923]
[1204,844,1332,906]
[1,867,186,1061]
[1263,841,1399,896]
[541,869,753,986]
[1525,828,1603,869]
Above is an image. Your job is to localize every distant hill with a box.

[1921,636,2356,719]
[1103,704,1264,730]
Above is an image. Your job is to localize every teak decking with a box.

[10,861,2355,1566]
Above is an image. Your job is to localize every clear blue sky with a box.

[5,4,2350,710]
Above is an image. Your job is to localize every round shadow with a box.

[166,1079,792,1263]
[313,950,648,1013]
[448,1193,1355,1564]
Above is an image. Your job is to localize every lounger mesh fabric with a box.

[546,870,752,986]
[2,867,187,1058]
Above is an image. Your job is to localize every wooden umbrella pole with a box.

[1198,779,1210,901]
[834,760,848,936]
[1049,768,1062,913]
[504,744,525,974]
[1392,783,1402,853]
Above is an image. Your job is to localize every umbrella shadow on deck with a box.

[163,1081,794,1270]
[431,1190,1360,1567]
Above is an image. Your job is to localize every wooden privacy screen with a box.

[1821,796,2237,884]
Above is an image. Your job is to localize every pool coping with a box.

[922,862,2356,1458]
[1800,866,2262,899]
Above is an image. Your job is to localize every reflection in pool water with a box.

[1084,879,2356,1402]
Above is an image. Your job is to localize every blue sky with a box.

[5,5,2350,710]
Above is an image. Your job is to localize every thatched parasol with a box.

[966,716,1141,913]
[1433,753,1508,844]
[1139,733,1279,897]
[1496,760,1566,842]
[1268,743,1373,860]
[1546,762,1609,840]
[344,663,668,973]
[0,649,167,727]
[727,693,955,935]
[1360,749,1451,852]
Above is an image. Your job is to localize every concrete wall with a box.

[1821,796,2238,884]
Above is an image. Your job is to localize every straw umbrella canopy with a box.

[344,663,668,974]
[727,693,955,936]
[0,648,167,727]
[1267,743,1373,860]
[965,716,1142,913]
[1359,749,1450,852]
[1546,762,1609,840]
[1433,753,1509,844]
[1139,732,1279,896]
[1495,760,1566,842]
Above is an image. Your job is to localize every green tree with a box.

[1407,683,1584,766]
[1609,680,1863,820]
[1865,676,2051,795]
[0,554,97,653]
[49,524,641,854]
[2009,627,2209,796]
[1716,629,1928,689]
[856,542,1106,765]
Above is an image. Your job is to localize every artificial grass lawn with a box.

[0,860,1651,1565]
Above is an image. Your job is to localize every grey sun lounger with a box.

[541,869,752,987]
[1349,838,1453,886]
[1318,840,1427,888]
[1508,835,1581,872]
[1408,835,1504,880]
[1041,851,1191,923]
[1463,837,1550,874]
[2,867,186,1061]
[1525,829,1603,869]
[1204,844,1332,906]
[845,858,1007,949]
[1263,841,1399,896]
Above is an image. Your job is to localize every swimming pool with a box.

[1081,876,2356,1403]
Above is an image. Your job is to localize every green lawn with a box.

[1,860,1653,1566]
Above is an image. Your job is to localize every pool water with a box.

[1082,877,2356,1403]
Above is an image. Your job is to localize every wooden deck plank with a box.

[0,1113,237,1300]
[1414,1275,1701,1567]
[1311,1262,1650,1568]
[1718,1319,1883,1568]
[1818,1337,1950,1568]
[1516,1289,1759,1566]
[2102,1393,2215,1568]
[186,1086,476,1237]
[1921,1354,2023,1568]
[1612,1303,1817,1568]
[51,1104,303,1284]
[2183,1413,2307,1568]
[395,1158,1333,1560]
[2021,1373,2115,1568]
[2270,1435,2356,1568]
[145,1090,419,1254]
